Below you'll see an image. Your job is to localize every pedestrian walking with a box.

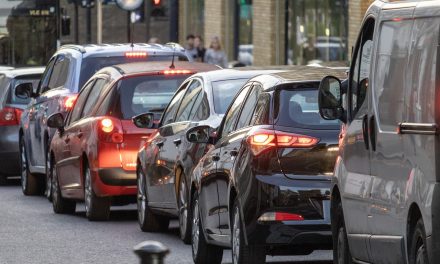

[204,36,228,68]
[194,35,206,62]
[185,34,198,60]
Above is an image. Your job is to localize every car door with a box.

[148,83,188,207]
[159,80,204,208]
[340,17,375,262]
[57,79,95,192]
[217,84,262,236]
[367,10,414,264]
[27,56,56,168]
[33,54,71,168]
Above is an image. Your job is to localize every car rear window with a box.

[276,87,340,130]
[118,74,190,119]
[79,55,188,89]
[7,76,41,105]
[212,78,248,114]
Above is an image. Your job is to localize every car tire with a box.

[137,167,170,232]
[333,200,353,264]
[84,162,111,221]
[45,147,53,201]
[178,173,192,244]
[231,200,265,264]
[52,158,76,214]
[191,193,223,264]
[409,218,429,264]
[20,136,40,196]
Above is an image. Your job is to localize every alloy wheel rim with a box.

[137,170,146,225]
[416,238,427,264]
[232,208,240,264]
[338,227,345,263]
[179,178,187,236]
[84,168,92,213]
[191,199,200,257]
[20,143,27,191]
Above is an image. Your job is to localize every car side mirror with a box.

[47,113,65,131]
[186,125,216,144]
[15,82,35,99]
[133,112,155,129]
[318,76,346,123]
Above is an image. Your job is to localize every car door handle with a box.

[362,114,369,150]
[230,149,238,156]
[173,138,181,146]
[369,115,376,152]
[156,141,164,148]
[212,155,220,162]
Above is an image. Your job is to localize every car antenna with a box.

[169,45,176,69]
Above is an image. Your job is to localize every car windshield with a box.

[276,86,340,129]
[79,55,188,89]
[212,78,248,114]
[118,74,190,119]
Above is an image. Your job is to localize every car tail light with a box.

[258,212,304,222]
[0,107,22,126]
[247,128,319,156]
[98,117,124,143]
[64,95,78,109]
[162,69,193,75]
[125,51,147,58]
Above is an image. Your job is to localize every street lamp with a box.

[116,0,143,11]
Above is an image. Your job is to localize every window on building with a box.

[286,0,348,66]
[186,0,204,37]
[235,0,253,66]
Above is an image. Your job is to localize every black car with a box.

[134,69,283,243]
[16,43,190,198]
[186,67,346,264]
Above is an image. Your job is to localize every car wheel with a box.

[20,136,40,196]
[191,193,223,264]
[84,162,111,221]
[178,173,192,244]
[52,158,76,214]
[137,167,169,232]
[231,200,265,264]
[333,200,353,264]
[409,219,429,264]
[45,147,53,201]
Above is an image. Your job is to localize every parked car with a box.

[16,43,190,199]
[46,61,217,221]
[317,1,440,264]
[187,67,346,264]
[0,67,44,184]
[135,69,284,242]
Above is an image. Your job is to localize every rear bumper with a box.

[0,126,20,175]
[242,173,332,250]
[93,168,137,197]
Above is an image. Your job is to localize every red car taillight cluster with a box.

[98,117,124,144]
[0,107,23,126]
[247,128,319,156]
[64,95,77,109]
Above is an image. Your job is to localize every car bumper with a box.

[0,126,20,175]
[242,173,332,250]
[93,168,137,197]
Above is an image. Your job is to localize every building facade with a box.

[179,0,375,66]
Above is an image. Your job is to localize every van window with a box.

[349,18,375,120]
[374,20,413,131]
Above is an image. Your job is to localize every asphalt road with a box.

[0,180,333,264]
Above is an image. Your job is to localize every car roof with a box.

[108,61,220,77]
[191,68,286,83]
[58,43,188,58]
[249,66,347,91]
[0,67,45,78]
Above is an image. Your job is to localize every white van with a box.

[318,1,440,263]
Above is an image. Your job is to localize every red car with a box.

[47,61,218,221]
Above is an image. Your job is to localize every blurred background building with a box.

[0,0,375,67]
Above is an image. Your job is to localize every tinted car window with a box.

[81,78,107,118]
[276,87,339,129]
[79,55,188,89]
[161,86,187,126]
[212,78,248,114]
[175,80,203,122]
[68,80,94,125]
[221,85,250,136]
[38,57,56,94]
[236,86,261,130]
[48,55,70,90]
[251,93,270,126]
[119,74,189,120]
[190,91,209,121]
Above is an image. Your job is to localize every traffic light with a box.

[151,0,164,17]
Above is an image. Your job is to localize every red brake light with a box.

[247,129,319,156]
[162,69,192,75]
[125,51,148,58]
[258,212,304,222]
[101,118,114,133]
[64,95,78,109]
[0,107,22,126]
[98,117,123,143]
